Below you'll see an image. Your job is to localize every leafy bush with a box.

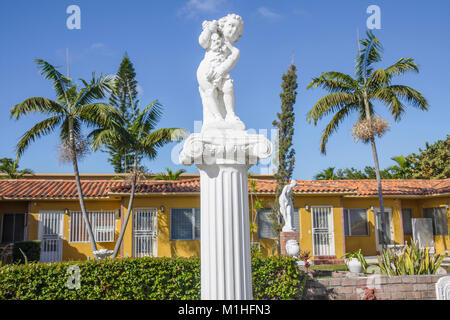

[13,241,41,264]
[0,256,305,300]
[252,255,304,300]
[377,242,444,276]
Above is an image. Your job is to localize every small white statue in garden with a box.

[279,180,297,232]
[197,14,245,131]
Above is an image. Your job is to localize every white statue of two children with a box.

[197,14,245,131]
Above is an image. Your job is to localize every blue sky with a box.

[0,0,449,179]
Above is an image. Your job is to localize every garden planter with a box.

[346,257,363,273]
[285,239,300,257]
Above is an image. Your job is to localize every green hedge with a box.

[12,240,41,264]
[0,256,304,300]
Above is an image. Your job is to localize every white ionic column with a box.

[180,131,272,300]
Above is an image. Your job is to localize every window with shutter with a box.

[343,209,369,236]
[402,208,413,235]
[257,209,276,239]
[423,207,448,236]
[292,207,300,233]
[170,208,200,240]
[1,213,25,243]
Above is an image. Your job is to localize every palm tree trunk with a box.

[112,151,138,258]
[69,118,98,255]
[363,91,388,249]
[369,136,388,248]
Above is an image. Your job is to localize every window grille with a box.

[170,208,200,240]
[70,211,115,242]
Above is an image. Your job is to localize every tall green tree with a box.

[0,158,33,179]
[406,135,450,179]
[108,53,140,173]
[306,31,428,246]
[92,100,187,259]
[271,64,298,254]
[10,59,122,256]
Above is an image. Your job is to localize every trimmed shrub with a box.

[0,256,305,300]
[12,240,41,264]
[252,255,304,300]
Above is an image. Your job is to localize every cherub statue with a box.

[197,14,245,131]
[279,180,297,232]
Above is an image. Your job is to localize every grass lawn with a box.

[310,264,348,272]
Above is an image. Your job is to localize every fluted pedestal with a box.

[180,129,272,300]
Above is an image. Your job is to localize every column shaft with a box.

[199,164,252,300]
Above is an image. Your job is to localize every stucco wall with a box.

[1,194,449,261]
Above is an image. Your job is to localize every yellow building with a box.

[0,174,449,263]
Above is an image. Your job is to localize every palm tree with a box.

[314,167,341,180]
[0,158,33,179]
[152,168,186,180]
[10,59,123,256]
[92,100,187,258]
[388,155,412,179]
[306,31,428,246]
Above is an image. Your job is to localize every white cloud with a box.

[136,84,144,99]
[90,42,105,49]
[178,0,225,18]
[257,7,281,20]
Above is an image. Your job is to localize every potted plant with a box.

[344,249,368,273]
[298,250,311,272]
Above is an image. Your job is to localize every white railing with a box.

[70,211,115,243]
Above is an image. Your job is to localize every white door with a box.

[133,208,157,257]
[374,207,394,252]
[311,206,335,257]
[38,211,63,262]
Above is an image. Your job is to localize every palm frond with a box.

[77,103,123,128]
[320,104,359,154]
[34,59,71,100]
[367,58,419,88]
[307,71,358,92]
[75,74,116,107]
[141,128,187,156]
[356,31,383,82]
[372,85,428,121]
[306,92,359,125]
[10,97,65,119]
[384,57,419,78]
[131,101,164,134]
[16,115,63,158]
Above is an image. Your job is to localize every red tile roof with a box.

[0,178,448,199]
[0,179,123,199]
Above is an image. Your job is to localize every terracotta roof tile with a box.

[0,178,448,199]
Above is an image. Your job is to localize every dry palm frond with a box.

[124,165,149,187]
[352,116,389,142]
[59,136,91,164]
